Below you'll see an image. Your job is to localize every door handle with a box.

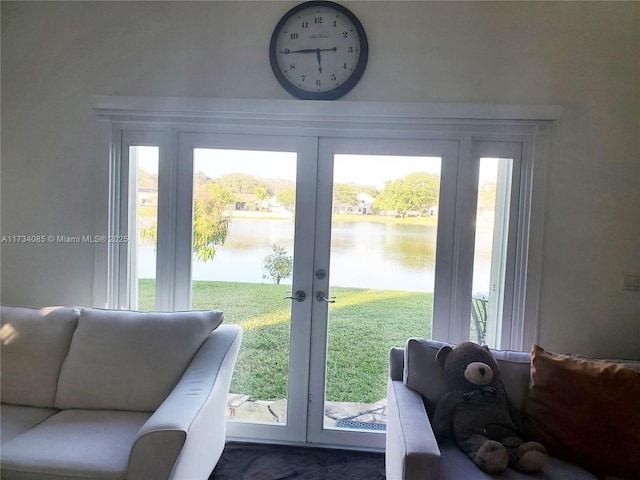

[315,291,336,303]
[284,290,307,302]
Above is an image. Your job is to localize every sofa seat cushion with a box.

[437,442,597,479]
[1,306,80,407]
[0,404,59,444]
[0,409,152,480]
[55,308,224,412]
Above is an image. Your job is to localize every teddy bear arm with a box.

[432,391,464,440]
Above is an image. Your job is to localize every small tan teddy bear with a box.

[432,342,547,474]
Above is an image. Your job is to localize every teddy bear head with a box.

[435,341,501,391]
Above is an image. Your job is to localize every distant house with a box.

[234,193,259,211]
[356,193,374,214]
[334,193,374,215]
[232,193,291,214]
[138,187,158,207]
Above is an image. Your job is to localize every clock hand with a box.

[279,47,337,54]
[316,49,322,73]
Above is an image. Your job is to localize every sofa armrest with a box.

[386,378,441,480]
[389,346,405,381]
[127,324,242,480]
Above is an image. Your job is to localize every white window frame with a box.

[94,96,558,352]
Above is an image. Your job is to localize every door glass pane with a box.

[470,157,513,348]
[131,146,159,311]
[324,154,441,431]
[191,148,297,425]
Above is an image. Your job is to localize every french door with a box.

[174,133,317,444]
[169,132,464,448]
[307,137,459,448]
[114,124,531,449]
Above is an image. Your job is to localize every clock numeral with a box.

[343,62,348,69]
[343,31,349,38]
[290,33,298,40]
[290,64,295,70]
[301,75,306,82]
[316,79,322,86]
[348,46,354,53]
[301,21,309,28]
[314,16,323,24]
[283,48,290,54]
[331,74,337,81]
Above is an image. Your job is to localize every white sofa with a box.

[0,305,242,480]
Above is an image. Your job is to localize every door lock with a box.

[315,291,336,303]
[284,290,307,302]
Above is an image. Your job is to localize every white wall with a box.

[2,1,638,358]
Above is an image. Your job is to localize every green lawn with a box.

[138,279,432,403]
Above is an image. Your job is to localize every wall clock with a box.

[269,1,368,100]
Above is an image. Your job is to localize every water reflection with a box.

[138,217,490,293]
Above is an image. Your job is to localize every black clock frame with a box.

[269,1,368,101]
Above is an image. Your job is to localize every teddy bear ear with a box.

[481,344,501,371]
[435,345,453,369]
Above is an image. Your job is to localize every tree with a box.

[405,172,439,208]
[254,186,269,211]
[262,244,293,285]
[141,182,236,262]
[137,168,158,188]
[333,183,358,207]
[192,184,235,261]
[373,180,412,218]
[215,173,274,197]
[277,188,295,212]
[372,172,440,218]
[477,181,497,211]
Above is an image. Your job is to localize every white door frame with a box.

[174,132,319,444]
[307,136,460,448]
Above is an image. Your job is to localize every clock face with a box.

[269,1,368,100]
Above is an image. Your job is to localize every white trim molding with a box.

[95,95,560,122]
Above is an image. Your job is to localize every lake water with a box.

[137,217,492,293]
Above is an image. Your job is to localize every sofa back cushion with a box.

[404,338,449,416]
[55,308,224,412]
[404,338,531,426]
[1,306,80,407]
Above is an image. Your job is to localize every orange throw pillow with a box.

[526,345,640,479]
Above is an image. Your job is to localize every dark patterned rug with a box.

[210,442,386,480]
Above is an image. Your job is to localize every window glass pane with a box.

[131,146,159,311]
[471,157,513,347]
[191,148,297,425]
[325,154,441,431]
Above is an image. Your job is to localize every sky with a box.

[193,149,443,188]
[132,146,159,173]
[334,154,441,188]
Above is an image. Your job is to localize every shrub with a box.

[262,244,293,285]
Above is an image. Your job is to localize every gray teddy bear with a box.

[432,342,547,474]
